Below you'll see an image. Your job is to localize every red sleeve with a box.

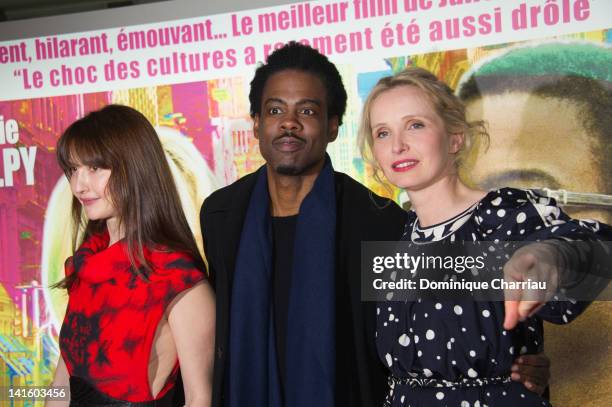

[147,250,207,310]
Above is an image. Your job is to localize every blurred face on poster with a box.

[462,92,609,223]
[457,43,611,224]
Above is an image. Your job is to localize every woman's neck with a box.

[106,217,125,246]
[408,175,486,228]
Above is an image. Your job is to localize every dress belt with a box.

[69,376,175,407]
[388,373,512,388]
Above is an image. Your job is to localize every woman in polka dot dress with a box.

[357,67,609,406]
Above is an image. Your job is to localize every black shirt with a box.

[271,214,298,396]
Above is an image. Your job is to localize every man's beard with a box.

[276,164,302,175]
[275,157,323,175]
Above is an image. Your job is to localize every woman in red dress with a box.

[48,105,215,406]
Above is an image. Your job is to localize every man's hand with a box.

[510,353,551,395]
[503,242,560,330]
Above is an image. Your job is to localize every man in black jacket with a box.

[198,42,550,407]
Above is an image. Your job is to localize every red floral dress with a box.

[59,230,205,402]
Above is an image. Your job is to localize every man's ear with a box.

[252,115,260,139]
[449,132,465,154]
[328,116,339,143]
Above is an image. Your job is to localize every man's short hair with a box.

[249,41,348,125]
[458,42,611,101]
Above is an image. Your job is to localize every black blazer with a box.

[200,169,407,407]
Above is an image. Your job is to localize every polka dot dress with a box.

[377,188,606,406]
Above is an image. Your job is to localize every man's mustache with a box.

[274,130,305,143]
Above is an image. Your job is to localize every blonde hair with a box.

[358,67,489,184]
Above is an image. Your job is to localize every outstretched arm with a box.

[503,238,610,330]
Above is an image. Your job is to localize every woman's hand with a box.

[503,242,561,329]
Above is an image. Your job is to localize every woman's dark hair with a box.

[55,104,205,288]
